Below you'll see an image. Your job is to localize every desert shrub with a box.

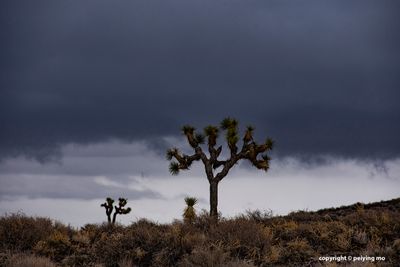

[389,239,400,263]
[243,209,273,223]
[193,209,217,231]
[124,220,167,264]
[312,221,352,253]
[0,252,10,266]
[118,257,137,267]
[7,253,56,267]
[151,223,197,266]
[286,210,320,223]
[31,224,95,266]
[209,218,273,264]
[295,223,320,247]
[80,223,103,243]
[263,245,282,264]
[92,219,167,267]
[280,238,315,264]
[351,230,369,249]
[92,230,125,267]
[71,231,91,246]
[61,254,93,267]
[0,213,53,251]
[393,239,400,252]
[34,230,73,262]
[221,259,256,267]
[178,243,231,267]
[270,219,299,241]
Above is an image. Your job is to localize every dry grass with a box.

[5,253,57,267]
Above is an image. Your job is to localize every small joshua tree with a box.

[167,117,274,220]
[183,197,198,224]
[101,197,131,224]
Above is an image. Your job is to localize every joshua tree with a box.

[101,197,132,224]
[166,117,273,220]
[183,197,198,224]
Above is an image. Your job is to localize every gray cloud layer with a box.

[0,140,398,202]
[1,0,399,161]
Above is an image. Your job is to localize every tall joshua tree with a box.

[166,117,274,219]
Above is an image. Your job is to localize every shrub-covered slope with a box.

[1,198,399,266]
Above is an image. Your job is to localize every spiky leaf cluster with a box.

[167,117,274,179]
[265,138,274,150]
[204,125,219,136]
[182,125,195,135]
[181,125,204,148]
[167,150,197,175]
[204,125,219,146]
[220,117,239,153]
[169,161,180,175]
[243,136,274,171]
[184,197,198,207]
[220,117,238,130]
[243,126,254,143]
[166,148,178,160]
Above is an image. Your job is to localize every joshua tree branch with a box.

[208,145,217,161]
[215,157,237,182]
[196,147,214,182]
[213,159,226,169]
[241,141,272,171]
[111,198,131,224]
[215,140,271,181]
[168,148,200,170]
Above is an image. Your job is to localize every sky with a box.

[1,0,399,226]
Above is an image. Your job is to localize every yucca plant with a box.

[167,117,274,220]
[183,197,198,224]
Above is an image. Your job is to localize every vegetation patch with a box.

[1,198,399,266]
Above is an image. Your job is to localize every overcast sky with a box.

[1,0,399,226]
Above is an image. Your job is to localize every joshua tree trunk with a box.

[112,211,118,224]
[101,198,114,224]
[210,181,219,218]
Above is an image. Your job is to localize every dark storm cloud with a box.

[1,0,399,161]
